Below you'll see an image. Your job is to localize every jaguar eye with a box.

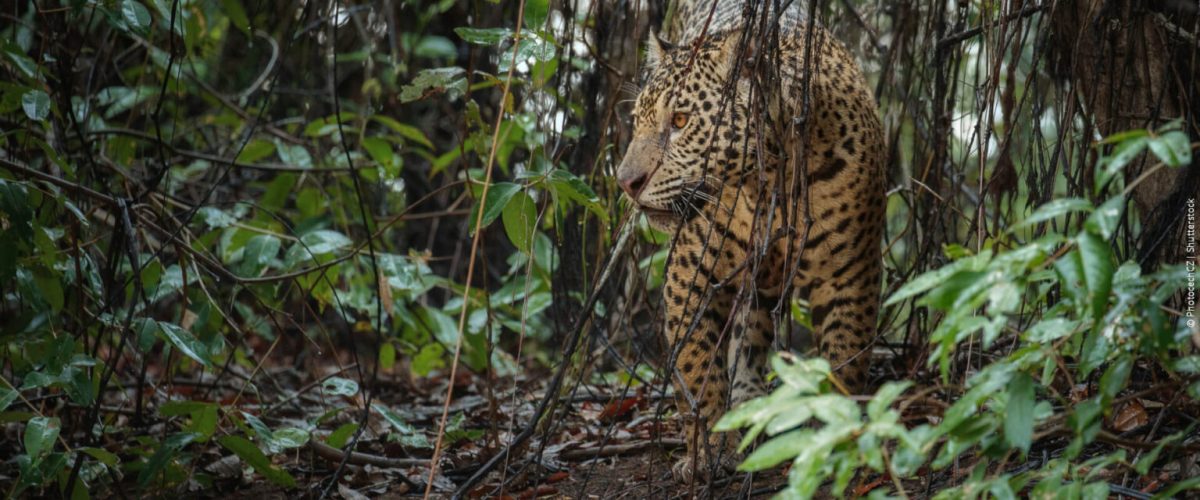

[671,112,689,129]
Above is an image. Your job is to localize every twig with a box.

[1154,12,1200,49]
[264,364,358,415]
[557,439,685,461]
[234,30,281,100]
[425,3,530,497]
[88,128,359,172]
[309,440,430,468]
[936,4,1047,51]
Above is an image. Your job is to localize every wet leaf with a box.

[22,89,49,121]
[217,435,296,488]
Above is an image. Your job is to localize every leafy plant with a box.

[717,126,1198,498]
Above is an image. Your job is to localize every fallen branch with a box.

[557,439,685,461]
[309,440,430,468]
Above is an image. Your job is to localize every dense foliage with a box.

[0,0,1197,498]
[718,128,1200,498]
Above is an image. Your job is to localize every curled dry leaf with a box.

[1108,399,1149,432]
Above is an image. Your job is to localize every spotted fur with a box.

[614,0,885,482]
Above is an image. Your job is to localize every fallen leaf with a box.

[1109,399,1148,432]
[205,454,243,478]
[338,482,371,500]
[518,485,557,499]
[1069,384,1090,403]
[853,477,885,496]
[599,395,642,422]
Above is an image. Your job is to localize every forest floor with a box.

[22,345,801,499]
[5,345,1191,499]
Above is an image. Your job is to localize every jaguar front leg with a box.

[727,303,773,406]
[662,213,758,483]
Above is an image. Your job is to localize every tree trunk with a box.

[1050,0,1200,266]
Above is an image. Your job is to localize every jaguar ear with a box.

[718,31,760,79]
[645,31,675,69]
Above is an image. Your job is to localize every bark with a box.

[1050,0,1200,265]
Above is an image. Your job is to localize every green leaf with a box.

[371,116,434,149]
[1099,356,1132,401]
[1079,328,1111,378]
[275,142,312,169]
[1012,198,1092,232]
[258,172,292,211]
[500,34,556,72]
[772,355,830,394]
[271,428,310,450]
[1147,130,1192,168]
[24,416,60,459]
[120,0,152,32]
[237,234,280,277]
[1024,318,1079,343]
[524,0,549,30]
[326,423,359,449]
[415,35,457,59]
[32,268,63,312]
[1097,129,1149,145]
[240,411,307,453]
[412,343,445,376]
[885,253,987,306]
[1075,231,1114,323]
[220,0,251,36]
[380,342,396,370]
[236,138,276,164]
[361,137,394,170]
[0,386,18,411]
[1153,475,1200,499]
[320,377,359,397]
[296,188,324,218]
[1085,195,1123,240]
[400,67,466,103]
[158,400,212,417]
[416,306,459,346]
[740,429,808,471]
[1136,430,1186,475]
[196,206,238,229]
[866,381,911,421]
[5,48,38,78]
[21,89,49,121]
[502,192,537,253]
[470,182,522,232]
[1096,135,1148,193]
[373,403,431,448]
[242,411,273,437]
[217,435,297,488]
[138,432,196,488]
[546,169,607,221]
[454,27,512,45]
[96,85,155,118]
[1004,372,1034,454]
[81,447,120,467]
[285,229,351,265]
[1171,356,1200,374]
[303,112,355,136]
[922,269,986,310]
[1068,399,1103,458]
[157,321,212,367]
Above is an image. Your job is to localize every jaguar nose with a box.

[619,171,649,198]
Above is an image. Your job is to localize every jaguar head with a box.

[616,31,761,230]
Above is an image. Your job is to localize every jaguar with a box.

[614,0,886,482]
